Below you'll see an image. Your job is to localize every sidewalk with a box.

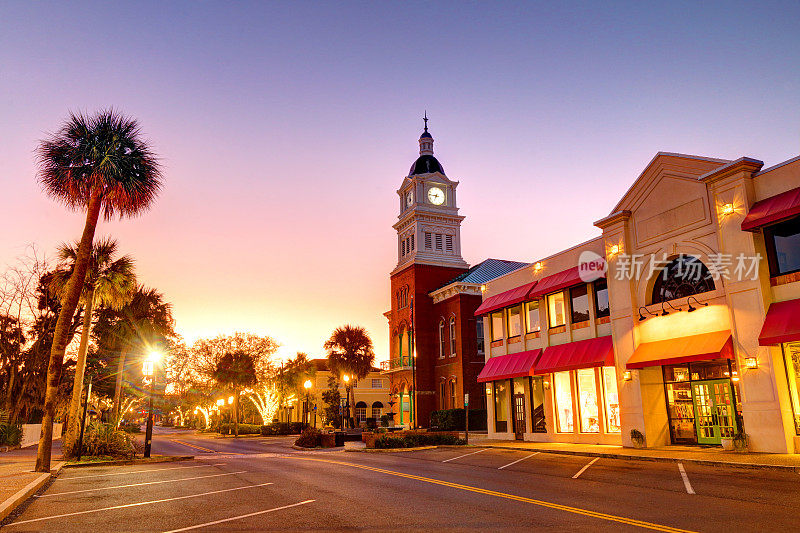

[0,442,64,522]
[467,434,800,472]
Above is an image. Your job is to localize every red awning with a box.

[474,281,537,316]
[741,186,800,231]
[528,266,605,300]
[477,349,542,383]
[759,298,800,346]
[626,331,733,369]
[533,336,614,375]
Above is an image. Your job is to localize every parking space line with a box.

[677,463,695,494]
[64,463,226,480]
[572,457,600,479]
[498,452,540,470]
[163,500,315,532]
[442,449,487,462]
[6,483,274,527]
[37,471,247,498]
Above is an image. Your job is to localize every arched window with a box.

[651,255,715,304]
[354,401,368,426]
[371,401,384,421]
[449,379,457,409]
[439,381,447,409]
[398,328,404,362]
[449,317,457,356]
[439,320,446,358]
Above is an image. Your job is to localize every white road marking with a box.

[442,449,487,463]
[163,500,315,532]
[63,463,226,480]
[678,462,695,494]
[37,470,247,498]
[6,483,274,527]
[498,452,540,470]
[572,457,600,479]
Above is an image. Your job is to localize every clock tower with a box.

[385,116,470,428]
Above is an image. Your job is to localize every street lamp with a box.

[142,350,162,458]
[303,379,312,427]
[342,374,350,429]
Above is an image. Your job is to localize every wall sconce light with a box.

[660,300,681,317]
[623,370,632,381]
[686,296,708,313]
[609,244,620,256]
[534,262,543,273]
[745,357,758,369]
[543,380,550,390]
[485,386,492,395]
[480,284,486,292]
[638,306,657,321]
[720,203,735,216]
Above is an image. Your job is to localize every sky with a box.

[1,1,799,362]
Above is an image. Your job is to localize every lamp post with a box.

[142,351,161,458]
[342,374,350,429]
[303,379,312,427]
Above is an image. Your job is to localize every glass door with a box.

[513,394,526,440]
[692,380,737,444]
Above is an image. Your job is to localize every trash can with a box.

[334,431,345,447]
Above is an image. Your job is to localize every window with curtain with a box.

[553,371,573,432]
[491,312,504,341]
[507,305,522,337]
[526,302,540,333]
[547,292,566,328]
[576,368,599,433]
[449,317,457,356]
[602,367,621,433]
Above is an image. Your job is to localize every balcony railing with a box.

[380,357,413,372]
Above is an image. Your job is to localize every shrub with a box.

[260,422,305,436]
[380,414,389,427]
[119,421,142,433]
[374,433,466,449]
[0,410,22,446]
[80,422,140,458]
[294,427,322,448]
[430,409,487,431]
[218,423,261,435]
[366,418,377,430]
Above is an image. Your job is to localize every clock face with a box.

[405,191,413,207]
[428,186,445,205]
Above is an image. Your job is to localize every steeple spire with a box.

[419,111,434,155]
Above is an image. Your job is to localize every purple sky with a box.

[1,1,799,361]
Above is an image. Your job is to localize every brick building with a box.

[382,117,526,427]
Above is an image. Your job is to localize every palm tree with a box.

[212,350,257,437]
[324,325,375,428]
[50,238,136,456]
[111,286,174,421]
[35,110,161,471]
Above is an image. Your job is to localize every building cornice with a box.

[594,210,632,230]
[698,156,763,184]
[429,282,482,303]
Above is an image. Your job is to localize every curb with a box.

[0,461,64,522]
[0,445,21,453]
[63,455,194,468]
[347,446,438,453]
[476,444,800,473]
[291,445,346,452]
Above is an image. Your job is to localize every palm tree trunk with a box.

[36,193,102,472]
[233,390,239,437]
[63,291,94,457]
[112,345,129,422]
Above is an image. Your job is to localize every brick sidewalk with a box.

[465,434,800,471]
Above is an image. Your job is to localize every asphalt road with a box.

[4,427,798,532]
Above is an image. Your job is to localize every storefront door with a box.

[513,394,526,440]
[692,379,737,444]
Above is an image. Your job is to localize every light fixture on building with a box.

[660,300,681,317]
[543,380,550,390]
[623,370,632,381]
[720,203,735,216]
[686,296,708,312]
[609,244,620,256]
[731,370,740,382]
[745,357,758,369]
[534,262,543,272]
[638,306,657,321]
[485,385,492,395]
[480,284,486,292]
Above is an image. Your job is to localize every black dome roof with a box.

[410,154,445,176]
[420,131,433,139]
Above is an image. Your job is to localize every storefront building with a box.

[478,152,800,452]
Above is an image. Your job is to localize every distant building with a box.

[382,118,527,427]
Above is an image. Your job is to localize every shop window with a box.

[494,381,508,432]
[765,216,800,277]
[439,321,446,358]
[449,317,457,356]
[651,255,715,304]
[491,312,504,341]
[570,285,590,324]
[528,376,546,432]
[547,292,566,328]
[602,367,620,433]
[476,320,485,353]
[507,305,522,338]
[525,302,540,333]
[576,368,599,433]
[594,279,610,318]
[553,371,574,432]
[782,343,800,435]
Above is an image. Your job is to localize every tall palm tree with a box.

[212,350,257,437]
[111,286,173,421]
[50,238,136,456]
[35,110,161,471]
[324,325,375,428]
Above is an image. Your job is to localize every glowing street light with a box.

[228,396,234,405]
[303,379,313,427]
[216,398,225,407]
[341,375,351,429]
[142,350,162,458]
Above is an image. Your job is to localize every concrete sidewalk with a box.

[467,434,800,472]
[0,443,64,522]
